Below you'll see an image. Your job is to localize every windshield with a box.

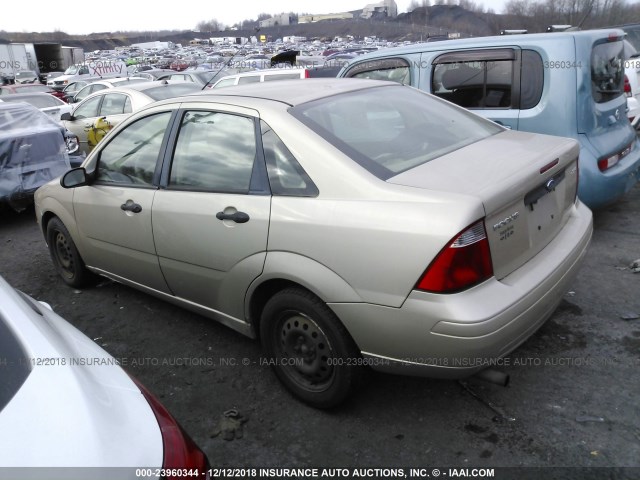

[16,71,36,79]
[591,40,624,103]
[64,65,79,75]
[290,85,502,180]
[0,313,32,413]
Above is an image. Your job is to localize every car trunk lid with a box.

[387,130,580,280]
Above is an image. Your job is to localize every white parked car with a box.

[0,92,72,123]
[0,274,209,479]
[624,39,640,130]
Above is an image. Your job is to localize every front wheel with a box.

[260,288,364,408]
[46,217,93,288]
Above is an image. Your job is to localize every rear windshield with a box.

[144,83,201,100]
[2,94,61,108]
[0,315,31,413]
[15,71,36,79]
[290,85,501,180]
[591,40,624,103]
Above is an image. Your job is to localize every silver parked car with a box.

[60,81,202,154]
[34,79,593,408]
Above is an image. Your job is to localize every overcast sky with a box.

[2,0,510,35]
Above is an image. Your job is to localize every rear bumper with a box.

[329,201,593,378]
[578,135,640,209]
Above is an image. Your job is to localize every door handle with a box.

[493,120,512,130]
[216,211,250,223]
[121,200,142,213]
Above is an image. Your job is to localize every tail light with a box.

[624,75,631,97]
[304,69,310,78]
[598,142,634,172]
[131,377,210,480]
[416,220,493,293]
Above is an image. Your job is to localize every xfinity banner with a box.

[87,61,126,76]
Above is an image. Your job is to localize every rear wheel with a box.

[260,288,363,408]
[46,217,93,288]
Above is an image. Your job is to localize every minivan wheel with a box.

[260,288,363,408]
[46,217,93,288]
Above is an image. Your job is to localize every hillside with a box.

[0,5,501,50]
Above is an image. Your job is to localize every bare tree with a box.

[196,19,224,32]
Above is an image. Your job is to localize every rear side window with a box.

[99,94,129,116]
[433,55,514,108]
[344,58,410,84]
[238,76,261,85]
[260,120,318,197]
[520,50,544,109]
[591,41,624,103]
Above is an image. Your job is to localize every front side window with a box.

[169,111,257,194]
[212,78,237,89]
[72,96,101,119]
[345,58,410,84]
[97,112,172,186]
[591,40,624,103]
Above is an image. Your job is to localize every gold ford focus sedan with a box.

[34,79,593,408]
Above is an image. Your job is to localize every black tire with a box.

[260,287,363,408]
[46,217,93,288]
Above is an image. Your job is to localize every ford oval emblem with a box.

[545,178,556,192]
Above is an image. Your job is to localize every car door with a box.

[152,106,271,321]
[63,94,102,153]
[72,110,175,293]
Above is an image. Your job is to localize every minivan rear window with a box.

[591,40,624,103]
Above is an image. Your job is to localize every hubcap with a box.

[276,312,335,391]
[53,231,74,278]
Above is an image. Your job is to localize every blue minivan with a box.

[339,29,640,209]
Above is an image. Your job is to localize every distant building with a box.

[298,12,354,23]
[283,36,307,43]
[131,41,174,50]
[361,0,398,19]
[259,14,294,28]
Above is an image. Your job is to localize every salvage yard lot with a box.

[1,184,639,475]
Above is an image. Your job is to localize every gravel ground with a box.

[1,184,639,480]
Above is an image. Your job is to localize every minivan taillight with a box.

[624,75,632,97]
[132,377,210,480]
[416,220,493,293]
[598,141,634,172]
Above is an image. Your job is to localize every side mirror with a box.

[61,167,89,188]
[60,112,72,121]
